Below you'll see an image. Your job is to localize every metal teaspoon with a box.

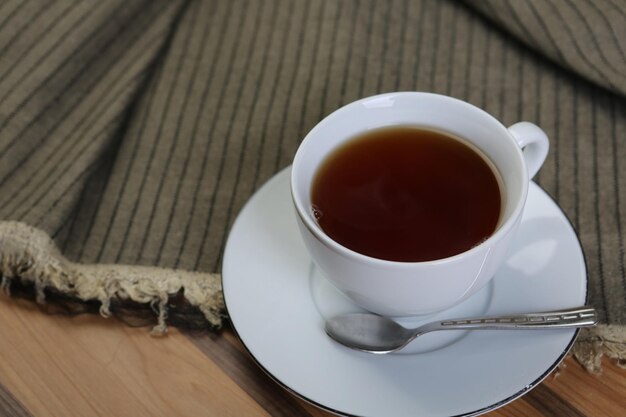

[325,306,598,354]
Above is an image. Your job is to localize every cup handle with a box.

[507,122,549,179]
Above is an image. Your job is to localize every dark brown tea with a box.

[311,126,502,262]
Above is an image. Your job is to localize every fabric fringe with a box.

[1,221,625,372]
[0,221,225,334]
[572,325,626,373]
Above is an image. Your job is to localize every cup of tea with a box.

[291,92,549,316]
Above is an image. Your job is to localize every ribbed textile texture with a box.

[0,1,623,335]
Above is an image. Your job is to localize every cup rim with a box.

[291,91,529,268]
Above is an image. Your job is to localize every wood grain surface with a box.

[0,295,624,417]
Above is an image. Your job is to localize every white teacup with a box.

[291,92,549,316]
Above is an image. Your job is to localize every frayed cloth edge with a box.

[0,221,225,335]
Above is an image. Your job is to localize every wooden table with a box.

[0,296,624,417]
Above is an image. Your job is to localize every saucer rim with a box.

[222,167,588,417]
[226,319,580,417]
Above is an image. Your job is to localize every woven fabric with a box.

[0,1,623,334]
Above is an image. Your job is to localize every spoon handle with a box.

[430,306,597,332]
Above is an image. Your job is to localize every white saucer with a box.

[222,167,587,417]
